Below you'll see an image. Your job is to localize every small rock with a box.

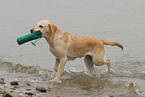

[10,87,16,90]
[26,89,31,91]
[36,87,46,93]
[14,86,19,88]
[3,91,13,97]
[10,91,14,93]
[18,93,23,97]
[26,83,31,86]
[25,91,34,96]
[0,78,6,84]
[10,81,19,85]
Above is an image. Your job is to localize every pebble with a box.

[26,83,31,86]
[25,91,35,96]
[10,81,19,85]
[0,78,6,84]
[3,91,13,97]
[36,87,47,93]
[26,89,32,91]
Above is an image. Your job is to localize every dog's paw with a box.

[107,69,115,74]
[49,78,61,83]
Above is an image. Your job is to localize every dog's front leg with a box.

[54,58,60,72]
[54,58,67,80]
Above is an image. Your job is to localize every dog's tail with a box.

[101,39,123,51]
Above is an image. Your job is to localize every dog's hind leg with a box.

[54,58,60,72]
[93,53,113,73]
[84,55,96,74]
[105,59,113,73]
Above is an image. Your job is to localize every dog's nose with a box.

[30,29,33,33]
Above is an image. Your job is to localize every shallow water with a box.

[0,0,145,96]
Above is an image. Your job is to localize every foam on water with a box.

[0,59,144,96]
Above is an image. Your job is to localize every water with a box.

[0,0,145,96]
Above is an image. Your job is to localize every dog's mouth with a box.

[30,28,40,33]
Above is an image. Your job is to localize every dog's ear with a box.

[48,23,57,34]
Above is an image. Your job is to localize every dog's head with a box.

[30,20,57,38]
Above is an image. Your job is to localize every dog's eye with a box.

[39,25,43,28]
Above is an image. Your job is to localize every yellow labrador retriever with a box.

[30,20,123,81]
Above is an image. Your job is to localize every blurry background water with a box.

[0,0,145,96]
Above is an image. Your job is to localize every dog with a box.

[30,20,123,81]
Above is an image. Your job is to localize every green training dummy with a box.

[17,30,42,46]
